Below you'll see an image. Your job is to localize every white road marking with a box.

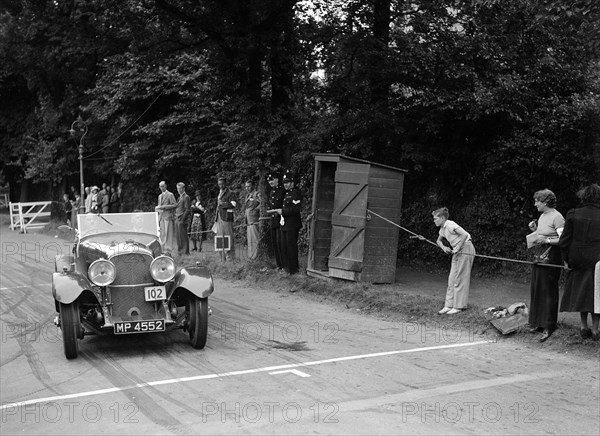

[269,369,311,378]
[0,340,490,410]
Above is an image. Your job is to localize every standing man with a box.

[278,171,302,274]
[244,180,261,260]
[266,172,285,269]
[96,184,106,214]
[110,184,119,213]
[215,177,237,260]
[155,181,176,253]
[84,186,91,213]
[175,182,191,255]
[103,186,112,213]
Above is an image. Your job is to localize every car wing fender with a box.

[172,266,214,299]
[52,272,95,305]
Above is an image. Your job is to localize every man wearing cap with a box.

[279,171,302,274]
[155,181,176,253]
[266,172,286,269]
[215,177,237,260]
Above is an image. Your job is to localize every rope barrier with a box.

[366,209,568,270]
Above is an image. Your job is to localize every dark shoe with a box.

[580,328,592,339]
[539,330,553,342]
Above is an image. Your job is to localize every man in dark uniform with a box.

[266,172,286,269]
[279,171,302,274]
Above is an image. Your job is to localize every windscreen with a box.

[77,212,159,238]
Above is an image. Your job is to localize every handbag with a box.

[529,244,551,264]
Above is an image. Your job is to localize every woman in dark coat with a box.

[528,189,565,342]
[189,190,206,251]
[559,184,600,340]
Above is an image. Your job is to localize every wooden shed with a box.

[307,154,407,283]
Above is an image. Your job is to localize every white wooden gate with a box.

[9,201,52,233]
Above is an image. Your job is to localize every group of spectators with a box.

[60,173,303,275]
[156,181,193,256]
[430,183,600,342]
[61,182,124,228]
[265,171,303,275]
[155,172,303,275]
[527,184,600,342]
[85,183,124,215]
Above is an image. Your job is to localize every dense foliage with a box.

[1,0,598,270]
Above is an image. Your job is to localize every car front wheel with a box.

[188,297,208,349]
[60,302,81,359]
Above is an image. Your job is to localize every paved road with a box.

[1,226,598,435]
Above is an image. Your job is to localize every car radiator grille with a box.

[108,253,162,319]
[111,253,153,286]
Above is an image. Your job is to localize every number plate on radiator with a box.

[144,285,166,301]
[114,320,165,334]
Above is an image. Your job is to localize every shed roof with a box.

[313,153,408,173]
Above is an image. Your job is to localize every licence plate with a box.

[114,320,165,334]
[144,285,166,301]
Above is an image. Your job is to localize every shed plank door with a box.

[328,163,369,279]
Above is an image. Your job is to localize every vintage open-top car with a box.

[52,212,214,359]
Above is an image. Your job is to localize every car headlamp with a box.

[88,259,116,286]
[150,255,176,283]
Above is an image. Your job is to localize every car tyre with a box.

[60,302,81,359]
[188,297,208,349]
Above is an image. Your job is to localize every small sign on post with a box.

[214,235,231,251]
